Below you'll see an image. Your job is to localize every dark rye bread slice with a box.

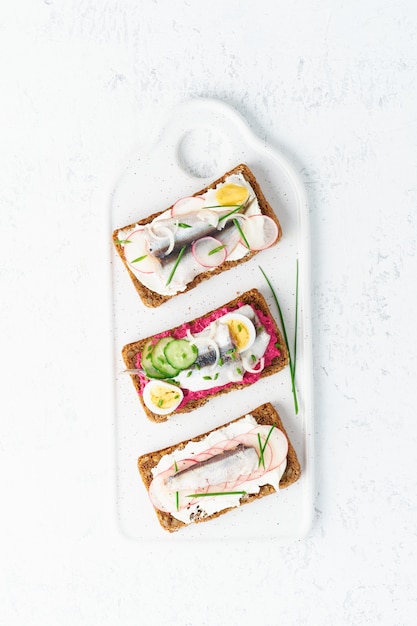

[122,288,289,422]
[137,402,301,532]
[112,163,282,308]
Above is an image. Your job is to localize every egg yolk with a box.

[150,386,181,409]
[226,319,250,351]
[215,184,249,206]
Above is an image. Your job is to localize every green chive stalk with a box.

[259,263,299,414]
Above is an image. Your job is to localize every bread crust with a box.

[137,402,301,532]
[122,288,289,422]
[112,163,282,308]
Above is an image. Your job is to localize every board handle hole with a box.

[177,127,232,179]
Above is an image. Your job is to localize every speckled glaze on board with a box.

[111,99,313,542]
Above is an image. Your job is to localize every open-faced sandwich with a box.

[137,402,301,532]
[122,288,288,422]
[113,164,282,307]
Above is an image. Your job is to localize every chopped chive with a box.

[204,204,240,211]
[227,348,235,354]
[258,425,276,467]
[191,344,198,354]
[259,264,299,414]
[236,367,242,375]
[237,324,242,332]
[251,354,256,362]
[132,255,148,263]
[157,399,163,407]
[293,259,299,383]
[214,372,219,380]
[174,394,179,399]
[257,433,265,469]
[195,363,200,370]
[166,246,186,286]
[174,460,178,472]
[186,370,193,377]
[275,342,282,349]
[234,218,250,249]
[218,204,244,222]
[263,425,276,450]
[208,244,226,256]
[116,239,131,244]
[203,375,212,380]
[187,491,247,498]
[178,222,191,228]
[218,358,224,366]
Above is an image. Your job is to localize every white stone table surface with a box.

[1,1,416,624]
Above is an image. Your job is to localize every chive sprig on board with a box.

[259,262,299,414]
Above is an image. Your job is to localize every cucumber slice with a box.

[141,340,166,379]
[164,339,198,370]
[151,337,180,377]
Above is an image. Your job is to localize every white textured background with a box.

[1,1,417,624]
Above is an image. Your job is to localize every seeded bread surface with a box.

[112,163,282,308]
[122,288,289,422]
[137,402,301,532]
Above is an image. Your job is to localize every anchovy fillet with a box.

[167,444,258,491]
[144,196,253,260]
[144,213,218,258]
[193,322,242,370]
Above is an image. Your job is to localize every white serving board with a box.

[110,98,314,542]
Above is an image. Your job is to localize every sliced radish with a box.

[192,236,227,268]
[241,215,279,251]
[174,458,199,473]
[248,427,288,476]
[172,196,205,216]
[124,229,161,274]
[153,209,174,222]
[186,485,211,507]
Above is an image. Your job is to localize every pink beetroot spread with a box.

[135,302,281,409]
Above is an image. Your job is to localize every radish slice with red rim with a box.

[192,236,227,268]
[241,215,279,251]
[153,210,173,222]
[172,196,205,216]
[124,229,161,274]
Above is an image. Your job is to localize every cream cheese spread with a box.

[148,414,288,524]
[117,174,271,296]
